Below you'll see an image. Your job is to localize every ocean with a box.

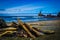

[0,16,60,22]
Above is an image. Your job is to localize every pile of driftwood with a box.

[0,18,55,38]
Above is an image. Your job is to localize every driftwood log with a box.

[0,18,55,38]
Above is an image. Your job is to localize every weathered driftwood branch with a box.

[0,18,55,38]
[17,18,36,38]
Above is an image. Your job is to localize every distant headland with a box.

[38,11,60,18]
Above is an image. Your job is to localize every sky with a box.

[0,0,60,16]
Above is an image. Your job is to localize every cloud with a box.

[0,4,44,13]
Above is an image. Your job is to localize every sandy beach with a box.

[7,20,60,30]
[0,20,60,40]
[26,20,60,40]
[26,20,60,30]
[26,20,60,26]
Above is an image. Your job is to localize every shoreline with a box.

[7,20,60,26]
[26,20,60,25]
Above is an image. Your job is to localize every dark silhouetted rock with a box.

[0,18,7,28]
[57,12,60,17]
[38,11,45,16]
[47,14,52,17]
[46,13,56,18]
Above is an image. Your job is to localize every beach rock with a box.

[57,12,60,17]
[0,18,7,28]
